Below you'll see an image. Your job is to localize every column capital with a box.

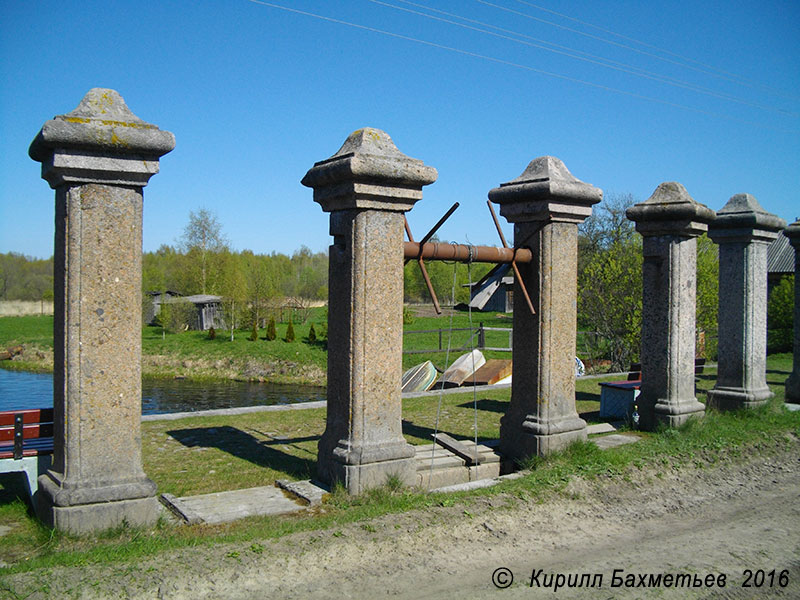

[708,193,786,244]
[785,219,800,248]
[627,182,715,237]
[488,156,601,224]
[29,88,175,189]
[301,128,437,213]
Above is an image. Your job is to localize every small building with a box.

[767,231,795,297]
[147,291,224,330]
[467,264,514,313]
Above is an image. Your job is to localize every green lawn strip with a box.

[0,356,796,575]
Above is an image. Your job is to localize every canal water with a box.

[0,368,325,415]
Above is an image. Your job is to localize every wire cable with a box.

[246,0,799,134]
[368,0,794,117]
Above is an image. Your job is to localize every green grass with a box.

[401,311,513,371]
[1,355,797,575]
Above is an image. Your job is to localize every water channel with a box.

[0,368,325,415]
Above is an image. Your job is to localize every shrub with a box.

[308,323,317,343]
[285,320,295,342]
[768,275,794,353]
[248,321,258,342]
[265,317,277,341]
[208,327,216,340]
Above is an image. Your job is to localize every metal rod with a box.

[487,201,536,315]
[404,216,442,314]
[403,241,532,263]
[418,202,459,247]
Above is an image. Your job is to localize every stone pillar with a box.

[785,220,800,403]
[490,157,601,460]
[626,182,715,430]
[301,128,437,493]
[29,89,175,532]
[707,194,785,410]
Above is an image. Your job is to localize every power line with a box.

[245,0,797,134]
[477,0,799,103]
[510,0,800,102]
[370,0,794,117]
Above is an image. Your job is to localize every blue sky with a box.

[1,0,798,259]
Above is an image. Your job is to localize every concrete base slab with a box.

[159,486,306,525]
[785,403,800,412]
[276,479,330,506]
[414,441,501,490]
[586,422,622,435]
[591,434,641,450]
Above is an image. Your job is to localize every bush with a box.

[265,317,277,341]
[308,323,317,343]
[208,327,216,340]
[402,305,415,325]
[285,320,295,342]
[768,275,794,353]
[248,321,258,342]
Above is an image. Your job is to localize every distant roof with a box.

[768,232,795,274]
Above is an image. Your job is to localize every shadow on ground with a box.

[167,425,317,480]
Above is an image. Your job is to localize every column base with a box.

[318,455,417,495]
[786,372,800,403]
[707,385,773,411]
[500,416,587,462]
[37,493,160,534]
[318,436,417,494]
[36,470,160,533]
[650,397,706,429]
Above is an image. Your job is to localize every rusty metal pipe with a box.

[403,241,532,264]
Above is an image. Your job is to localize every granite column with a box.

[707,194,785,410]
[490,157,601,461]
[29,89,175,532]
[302,128,437,493]
[627,183,715,430]
[785,220,800,402]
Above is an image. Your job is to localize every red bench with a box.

[0,408,54,502]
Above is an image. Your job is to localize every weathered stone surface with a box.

[29,88,175,188]
[489,156,602,223]
[708,195,785,410]
[303,129,436,494]
[627,182,715,430]
[492,157,601,461]
[30,88,173,533]
[301,128,437,213]
[784,220,800,402]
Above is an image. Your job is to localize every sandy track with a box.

[3,439,799,599]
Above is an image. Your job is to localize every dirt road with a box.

[3,439,799,599]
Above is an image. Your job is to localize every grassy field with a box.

[0,354,797,573]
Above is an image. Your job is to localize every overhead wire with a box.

[509,0,800,102]
[369,0,794,117]
[478,0,799,103]
[246,0,799,134]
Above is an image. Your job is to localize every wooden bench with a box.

[0,408,54,502]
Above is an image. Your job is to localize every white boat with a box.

[436,349,486,388]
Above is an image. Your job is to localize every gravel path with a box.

[2,438,798,599]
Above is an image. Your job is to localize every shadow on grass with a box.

[0,475,36,513]
[455,398,508,414]
[167,425,317,480]
[766,368,792,376]
[401,418,496,445]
